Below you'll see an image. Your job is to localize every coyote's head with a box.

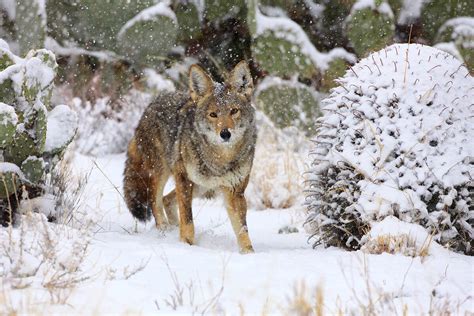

[188,61,255,146]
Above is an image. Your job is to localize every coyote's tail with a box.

[123,154,152,222]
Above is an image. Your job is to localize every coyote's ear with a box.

[229,61,253,99]
[189,65,213,102]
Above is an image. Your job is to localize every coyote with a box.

[123,61,256,253]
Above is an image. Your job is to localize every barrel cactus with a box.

[255,77,321,136]
[0,41,77,226]
[345,0,395,57]
[306,44,474,255]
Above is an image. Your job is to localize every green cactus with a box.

[47,0,155,51]
[320,58,350,93]
[255,78,321,135]
[318,0,355,49]
[173,0,202,43]
[252,30,319,79]
[0,40,78,224]
[421,0,474,43]
[0,103,18,148]
[117,4,178,67]
[0,46,16,105]
[0,165,22,199]
[21,156,45,184]
[345,2,395,57]
[4,128,43,167]
[204,0,245,22]
[15,0,46,56]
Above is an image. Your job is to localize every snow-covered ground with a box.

[2,153,472,314]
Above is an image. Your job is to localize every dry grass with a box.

[361,233,433,258]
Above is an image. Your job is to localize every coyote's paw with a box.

[239,246,254,254]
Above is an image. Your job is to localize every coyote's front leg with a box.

[174,165,195,245]
[223,177,254,254]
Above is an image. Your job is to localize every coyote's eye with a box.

[230,108,239,115]
[209,112,218,118]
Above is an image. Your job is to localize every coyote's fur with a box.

[123,61,256,253]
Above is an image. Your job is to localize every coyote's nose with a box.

[220,129,231,141]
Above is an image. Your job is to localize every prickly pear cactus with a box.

[435,17,474,72]
[420,0,474,43]
[0,163,23,199]
[173,0,202,44]
[306,44,474,255]
[250,5,320,79]
[345,0,395,57]
[0,41,78,224]
[117,3,178,67]
[15,0,46,56]
[204,0,244,22]
[320,52,356,93]
[255,77,321,136]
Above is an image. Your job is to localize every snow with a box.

[398,0,424,25]
[0,0,15,20]
[45,37,120,62]
[2,153,472,314]
[0,102,18,125]
[45,104,78,153]
[142,69,175,93]
[0,161,23,176]
[351,0,394,19]
[117,1,177,39]
[438,17,474,48]
[433,42,464,61]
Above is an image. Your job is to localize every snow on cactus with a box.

[435,17,474,72]
[345,0,395,57]
[0,41,77,225]
[420,0,474,42]
[249,3,355,80]
[305,43,474,255]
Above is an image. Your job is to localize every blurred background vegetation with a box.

[1,0,472,137]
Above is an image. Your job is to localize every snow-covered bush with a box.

[305,44,473,255]
[71,72,174,156]
[0,40,77,225]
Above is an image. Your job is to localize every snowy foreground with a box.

[2,153,473,314]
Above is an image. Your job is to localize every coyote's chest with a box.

[185,160,251,190]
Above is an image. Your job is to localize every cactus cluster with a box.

[305,44,474,255]
[0,41,77,225]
